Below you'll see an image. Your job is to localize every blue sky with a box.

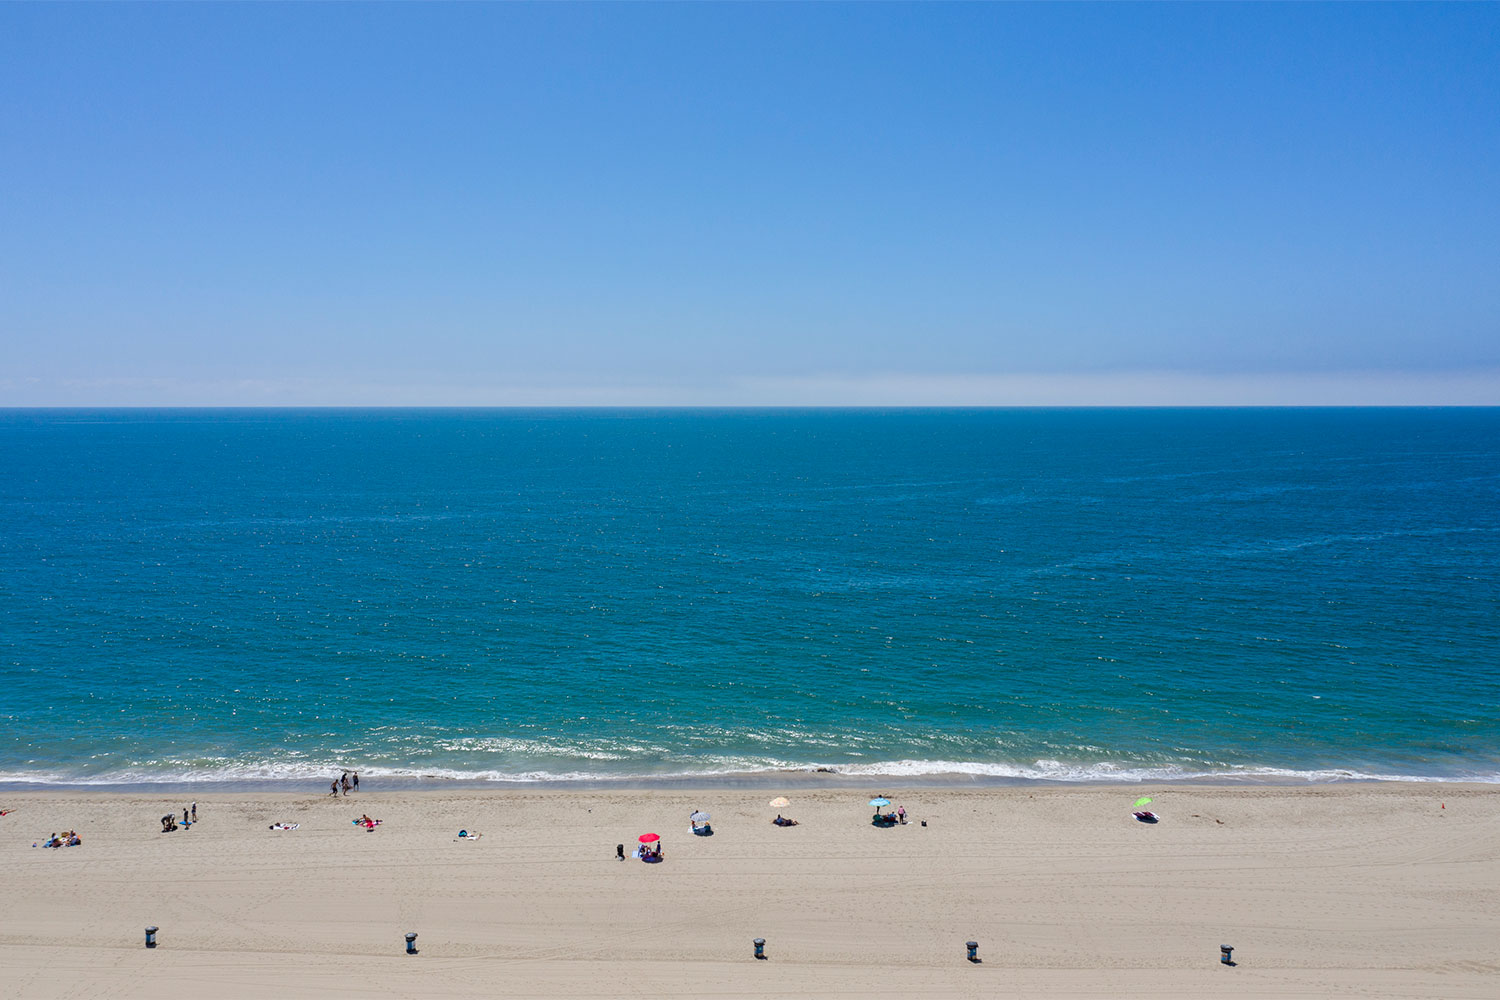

[2,3,1497,405]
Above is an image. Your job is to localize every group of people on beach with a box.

[331,771,360,796]
[40,830,82,848]
[160,803,197,832]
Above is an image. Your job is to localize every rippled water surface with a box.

[2,408,1497,786]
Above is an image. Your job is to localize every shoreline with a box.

[4,763,1498,795]
[5,773,1494,797]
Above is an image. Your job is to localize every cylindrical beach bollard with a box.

[966,940,979,962]
[405,932,418,955]
[145,926,158,949]
[753,937,766,959]
[1220,944,1234,965]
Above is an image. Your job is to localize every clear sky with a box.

[2,2,1497,405]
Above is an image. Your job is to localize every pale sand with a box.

[1,784,1496,999]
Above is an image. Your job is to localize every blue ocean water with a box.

[1,408,1498,787]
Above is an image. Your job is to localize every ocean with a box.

[2,408,1497,789]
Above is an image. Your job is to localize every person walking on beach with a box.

[897,805,906,825]
[330,779,339,797]
[352,773,358,792]
[341,773,350,796]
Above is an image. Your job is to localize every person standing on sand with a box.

[897,805,906,824]
[191,802,196,822]
[352,773,358,792]
[341,773,350,796]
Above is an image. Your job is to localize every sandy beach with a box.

[1,783,1496,999]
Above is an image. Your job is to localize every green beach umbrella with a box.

[1134,796,1153,808]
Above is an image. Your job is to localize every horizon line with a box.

[4,403,1500,411]
[5,369,1500,407]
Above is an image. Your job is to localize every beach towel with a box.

[270,823,300,831]
[352,819,382,829]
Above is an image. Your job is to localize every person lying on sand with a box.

[772,815,799,826]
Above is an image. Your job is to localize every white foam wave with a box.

[818,758,1500,784]
[3,756,1496,787]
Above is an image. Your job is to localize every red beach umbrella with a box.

[638,833,660,844]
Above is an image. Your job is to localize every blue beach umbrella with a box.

[869,797,890,813]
